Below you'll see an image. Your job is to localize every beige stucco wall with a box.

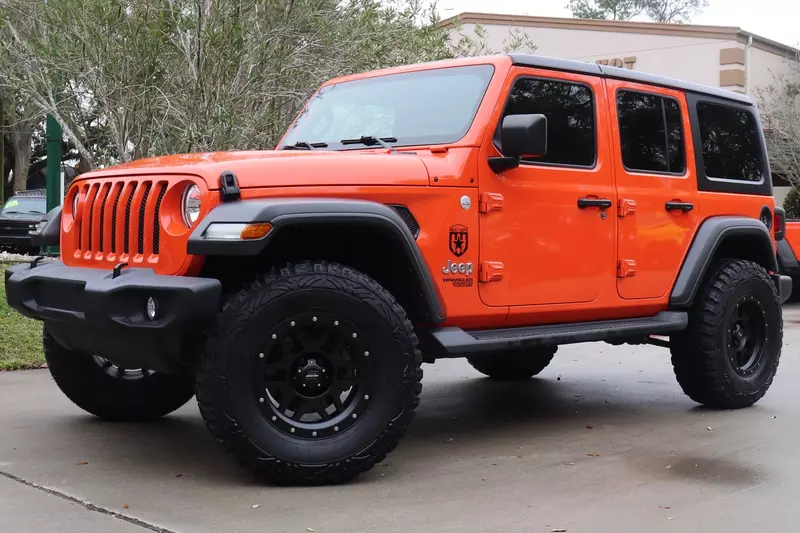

[455,22,739,88]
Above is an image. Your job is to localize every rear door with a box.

[606,80,698,299]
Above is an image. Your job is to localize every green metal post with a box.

[45,114,62,255]
[0,98,5,208]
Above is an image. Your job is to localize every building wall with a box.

[455,22,736,88]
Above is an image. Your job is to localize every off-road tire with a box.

[43,327,195,421]
[670,259,782,409]
[196,261,423,486]
[468,346,557,380]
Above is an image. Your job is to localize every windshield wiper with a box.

[341,136,398,152]
[282,141,328,151]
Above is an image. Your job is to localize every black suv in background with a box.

[0,189,47,255]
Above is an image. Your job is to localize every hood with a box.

[77,150,432,189]
[0,212,44,222]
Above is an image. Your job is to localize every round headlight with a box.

[181,184,202,227]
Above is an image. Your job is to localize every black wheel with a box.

[197,261,422,485]
[670,259,782,409]
[43,327,195,421]
[467,346,557,380]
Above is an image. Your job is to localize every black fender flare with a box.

[188,197,445,322]
[670,216,778,308]
[777,239,799,275]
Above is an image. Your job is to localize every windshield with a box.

[1,196,46,216]
[281,64,495,150]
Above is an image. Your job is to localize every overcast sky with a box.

[437,0,799,48]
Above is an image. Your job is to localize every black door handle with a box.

[666,201,694,212]
[578,197,613,210]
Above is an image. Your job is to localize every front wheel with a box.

[197,261,422,485]
[43,327,195,421]
[670,259,782,409]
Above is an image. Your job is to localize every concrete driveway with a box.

[3,309,800,532]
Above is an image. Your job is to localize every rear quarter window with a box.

[697,102,764,182]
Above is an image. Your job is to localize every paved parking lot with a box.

[3,307,800,532]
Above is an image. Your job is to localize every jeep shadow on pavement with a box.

[4,54,791,485]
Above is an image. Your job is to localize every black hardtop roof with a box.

[509,53,753,106]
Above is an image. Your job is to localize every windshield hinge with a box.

[479,193,504,214]
[220,171,240,202]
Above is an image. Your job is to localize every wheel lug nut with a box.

[352,333,357,338]
[334,426,339,432]
[364,351,369,356]
[334,320,339,326]
[290,428,295,433]
[271,334,277,339]
[364,394,370,400]
[298,369,302,373]
[259,353,264,358]
[312,316,317,322]
[290,321,296,327]
[352,413,357,419]
[259,397,264,403]
[312,431,317,437]
[271,416,277,421]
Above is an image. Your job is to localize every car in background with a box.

[0,189,47,255]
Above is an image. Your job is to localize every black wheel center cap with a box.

[732,324,747,349]
[292,356,332,397]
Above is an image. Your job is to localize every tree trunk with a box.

[11,131,32,192]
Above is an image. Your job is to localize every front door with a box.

[478,67,616,307]
[606,80,699,300]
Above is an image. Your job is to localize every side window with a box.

[697,102,763,182]
[502,78,595,167]
[616,90,686,174]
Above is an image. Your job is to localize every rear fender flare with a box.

[670,216,777,308]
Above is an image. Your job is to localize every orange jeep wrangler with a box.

[5,54,791,485]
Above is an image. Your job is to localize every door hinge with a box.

[479,261,504,283]
[479,192,504,214]
[617,259,637,278]
[618,198,636,218]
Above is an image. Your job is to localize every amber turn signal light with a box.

[240,223,272,240]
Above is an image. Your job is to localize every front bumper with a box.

[0,234,33,247]
[5,261,221,373]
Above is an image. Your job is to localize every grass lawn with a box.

[0,264,45,370]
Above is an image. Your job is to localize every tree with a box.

[0,0,468,169]
[567,0,645,21]
[759,74,800,193]
[567,0,708,23]
[644,0,709,23]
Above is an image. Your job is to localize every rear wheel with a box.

[197,261,422,485]
[670,259,782,409]
[43,327,195,421]
[468,346,557,381]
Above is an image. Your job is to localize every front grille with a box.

[153,185,167,254]
[137,183,152,254]
[75,179,166,260]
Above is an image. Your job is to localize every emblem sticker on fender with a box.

[449,225,468,257]
[442,260,474,288]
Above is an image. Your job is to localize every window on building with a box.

[697,102,763,182]
[616,90,685,174]
[501,78,595,167]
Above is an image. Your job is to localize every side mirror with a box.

[501,114,547,158]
